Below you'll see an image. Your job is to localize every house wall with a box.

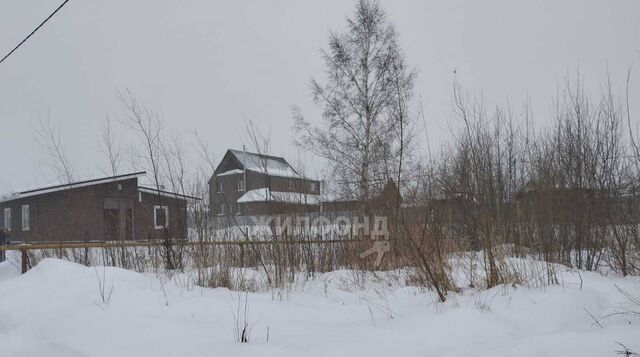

[0,179,189,243]
[209,153,243,214]
[137,191,188,241]
[0,179,138,242]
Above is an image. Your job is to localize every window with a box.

[237,180,245,191]
[288,180,296,190]
[21,205,29,231]
[219,204,226,216]
[310,182,317,192]
[3,208,10,231]
[217,182,224,193]
[237,203,242,215]
[154,205,169,229]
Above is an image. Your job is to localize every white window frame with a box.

[21,205,29,231]
[153,205,169,230]
[3,208,10,231]
[237,180,245,191]
[310,182,317,192]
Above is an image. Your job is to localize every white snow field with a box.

[0,258,639,357]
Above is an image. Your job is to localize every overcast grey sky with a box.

[0,0,639,191]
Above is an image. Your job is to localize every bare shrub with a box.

[94,266,114,309]
[232,291,252,343]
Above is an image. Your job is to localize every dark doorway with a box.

[103,198,134,240]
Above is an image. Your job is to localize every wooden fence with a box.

[0,239,362,274]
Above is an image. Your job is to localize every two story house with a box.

[209,149,321,216]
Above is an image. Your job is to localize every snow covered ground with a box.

[0,257,638,357]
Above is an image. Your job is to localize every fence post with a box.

[239,243,244,268]
[0,230,5,263]
[21,248,29,274]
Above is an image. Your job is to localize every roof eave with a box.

[0,171,146,204]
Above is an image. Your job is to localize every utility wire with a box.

[0,0,71,65]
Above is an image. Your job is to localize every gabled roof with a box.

[0,172,146,203]
[215,149,310,179]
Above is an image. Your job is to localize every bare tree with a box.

[388,47,418,197]
[117,89,163,193]
[243,120,279,286]
[117,89,185,270]
[34,116,75,183]
[294,0,414,214]
[193,130,216,173]
[161,134,187,196]
[98,114,122,176]
[387,47,418,258]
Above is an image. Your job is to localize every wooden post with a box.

[21,248,29,274]
[239,243,244,268]
[0,230,5,263]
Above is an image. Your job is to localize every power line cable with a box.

[0,0,71,65]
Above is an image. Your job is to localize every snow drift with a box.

[0,258,638,356]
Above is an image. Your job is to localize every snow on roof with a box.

[237,188,320,205]
[216,169,244,177]
[137,186,201,201]
[0,172,146,204]
[228,149,309,179]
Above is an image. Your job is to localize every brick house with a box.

[0,172,197,243]
[209,149,321,216]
